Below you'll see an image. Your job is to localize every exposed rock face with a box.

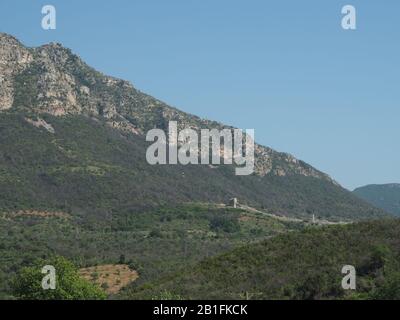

[24,117,55,134]
[0,32,336,183]
[0,34,33,110]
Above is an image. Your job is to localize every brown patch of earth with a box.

[79,264,138,295]
[4,210,70,219]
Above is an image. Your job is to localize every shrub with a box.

[11,256,106,300]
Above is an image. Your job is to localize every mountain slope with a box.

[0,32,335,180]
[123,219,400,300]
[0,32,387,221]
[0,113,383,221]
[354,184,400,216]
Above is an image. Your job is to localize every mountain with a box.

[354,184,400,216]
[0,32,332,179]
[0,32,386,221]
[123,219,400,300]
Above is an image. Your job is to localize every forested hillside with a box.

[0,203,301,298]
[0,113,386,222]
[123,219,400,300]
[354,184,400,216]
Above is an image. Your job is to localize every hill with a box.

[0,203,303,298]
[354,184,400,216]
[123,219,400,300]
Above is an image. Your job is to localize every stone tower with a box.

[229,198,238,209]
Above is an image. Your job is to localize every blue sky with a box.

[1,0,399,190]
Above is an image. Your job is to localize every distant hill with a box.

[354,184,400,216]
[123,219,400,300]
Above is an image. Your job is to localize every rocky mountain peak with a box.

[0,32,21,45]
[0,33,33,111]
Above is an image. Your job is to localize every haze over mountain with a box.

[354,184,400,217]
[0,32,386,221]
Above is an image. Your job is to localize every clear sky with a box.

[1,0,399,190]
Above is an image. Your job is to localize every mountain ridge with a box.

[0,32,335,182]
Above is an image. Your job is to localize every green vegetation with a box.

[122,219,400,300]
[209,215,241,233]
[0,34,394,300]
[354,184,400,216]
[0,202,298,299]
[0,111,390,300]
[0,112,386,222]
[12,61,42,111]
[11,256,106,300]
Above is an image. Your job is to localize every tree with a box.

[11,256,106,300]
[370,245,392,271]
[372,272,400,300]
[209,215,240,233]
[152,290,184,300]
